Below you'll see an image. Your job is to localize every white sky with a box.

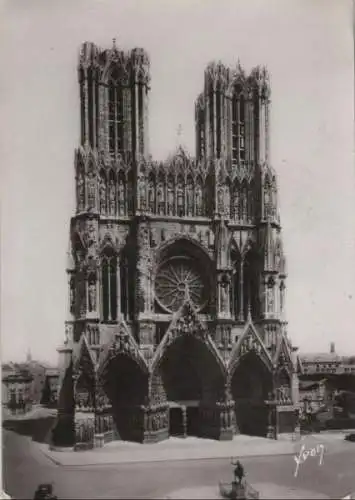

[1,0,354,364]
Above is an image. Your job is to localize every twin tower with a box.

[55,40,299,450]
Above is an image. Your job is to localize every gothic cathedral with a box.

[54,40,300,450]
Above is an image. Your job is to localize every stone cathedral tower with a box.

[54,41,300,450]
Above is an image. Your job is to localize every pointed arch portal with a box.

[231,351,272,437]
[103,353,149,442]
[154,335,225,439]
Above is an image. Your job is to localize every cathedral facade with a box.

[54,40,300,450]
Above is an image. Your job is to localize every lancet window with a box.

[232,91,246,164]
[108,73,124,157]
[101,249,117,322]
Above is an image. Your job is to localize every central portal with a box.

[157,334,225,439]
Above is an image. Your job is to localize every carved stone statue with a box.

[118,180,125,215]
[109,180,116,215]
[99,178,106,214]
[217,188,224,214]
[168,186,174,215]
[195,185,202,215]
[77,175,85,210]
[267,286,274,312]
[88,282,96,312]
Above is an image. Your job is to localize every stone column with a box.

[238,260,244,321]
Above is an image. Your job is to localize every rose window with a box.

[155,256,207,313]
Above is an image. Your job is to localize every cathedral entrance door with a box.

[103,353,148,442]
[156,335,225,439]
[231,352,272,437]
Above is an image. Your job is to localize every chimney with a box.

[330,342,335,354]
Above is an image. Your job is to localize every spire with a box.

[26,348,32,363]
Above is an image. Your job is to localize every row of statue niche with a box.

[76,420,95,443]
[77,174,276,219]
[100,177,126,215]
[77,174,97,212]
[138,179,204,216]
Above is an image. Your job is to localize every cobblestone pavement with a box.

[3,430,355,499]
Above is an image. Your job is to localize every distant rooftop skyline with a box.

[1,0,354,364]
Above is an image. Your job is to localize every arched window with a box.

[120,251,134,321]
[177,176,184,217]
[101,250,117,322]
[117,171,125,216]
[232,88,246,163]
[108,72,123,156]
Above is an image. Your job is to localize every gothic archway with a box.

[103,353,149,442]
[154,335,225,438]
[231,352,272,437]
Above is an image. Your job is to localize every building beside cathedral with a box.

[54,40,300,450]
